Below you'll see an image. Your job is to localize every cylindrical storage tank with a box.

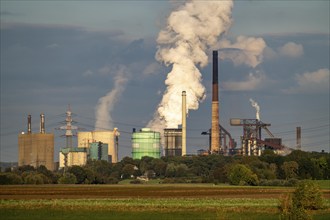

[132,128,161,160]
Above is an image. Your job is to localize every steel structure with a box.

[230,118,283,156]
[58,105,78,149]
[202,124,236,155]
[57,105,79,168]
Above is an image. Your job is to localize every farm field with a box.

[1,184,330,220]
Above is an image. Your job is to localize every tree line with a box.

[1,150,329,185]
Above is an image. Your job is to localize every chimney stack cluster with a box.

[26,113,46,134]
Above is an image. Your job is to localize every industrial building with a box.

[132,128,161,159]
[59,147,87,168]
[230,118,284,156]
[18,114,54,171]
[164,128,182,156]
[77,129,119,163]
[89,142,109,161]
[58,142,108,169]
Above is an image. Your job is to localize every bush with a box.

[293,180,324,210]
[24,173,46,184]
[67,166,87,184]
[228,164,259,186]
[0,173,23,185]
[287,178,299,187]
[259,178,298,187]
[106,177,119,184]
[279,180,324,220]
[58,173,77,184]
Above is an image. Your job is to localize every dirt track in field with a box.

[1,185,329,200]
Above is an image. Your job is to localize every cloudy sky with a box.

[1,0,329,162]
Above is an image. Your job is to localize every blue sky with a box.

[1,0,329,162]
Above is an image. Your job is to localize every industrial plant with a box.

[18,114,54,171]
[17,50,301,170]
[58,107,120,169]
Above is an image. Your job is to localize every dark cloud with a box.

[0,10,21,17]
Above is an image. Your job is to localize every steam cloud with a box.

[249,98,260,120]
[95,66,129,130]
[148,0,233,130]
[219,36,267,68]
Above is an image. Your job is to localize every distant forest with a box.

[1,150,329,185]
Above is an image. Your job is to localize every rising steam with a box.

[219,36,266,68]
[249,98,260,120]
[95,66,129,130]
[148,0,233,130]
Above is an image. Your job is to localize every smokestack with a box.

[296,127,301,150]
[27,115,32,134]
[182,91,187,156]
[211,50,220,153]
[40,113,45,134]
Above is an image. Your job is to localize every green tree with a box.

[212,167,226,183]
[58,173,77,184]
[189,158,210,177]
[228,164,259,186]
[280,180,324,220]
[293,180,324,210]
[311,157,328,179]
[0,173,23,185]
[85,160,113,183]
[248,159,273,180]
[281,161,299,180]
[121,164,136,179]
[151,159,167,177]
[139,157,153,175]
[84,168,98,184]
[165,163,176,178]
[16,165,35,174]
[37,165,56,183]
[175,164,189,177]
[24,173,46,184]
[67,166,87,184]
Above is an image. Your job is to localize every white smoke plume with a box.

[221,71,266,91]
[278,42,304,58]
[249,98,260,120]
[148,0,234,130]
[95,66,129,130]
[219,36,267,68]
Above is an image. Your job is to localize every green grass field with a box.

[315,180,330,189]
[1,183,329,220]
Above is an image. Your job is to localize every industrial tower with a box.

[58,105,79,168]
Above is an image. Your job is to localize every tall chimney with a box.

[182,91,187,156]
[211,50,220,153]
[40,113,45,134]
[27,114,32,134]
[296,126,301,150]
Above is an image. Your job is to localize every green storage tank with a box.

[132,128,161,159]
